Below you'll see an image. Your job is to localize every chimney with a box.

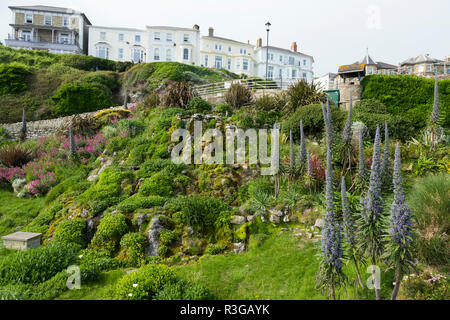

[291,42,297,52]
[208,27,214,37]
[256,38,262,48]
[193,24,200,31]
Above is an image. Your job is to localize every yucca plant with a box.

[224,82,253,108]
[0,144,33,168]
[162,80,197,109]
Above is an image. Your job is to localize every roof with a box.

[202,35,253,46]
[89,25,146,32]
[338,63,365,73]
[147,26,199,32]
[358,53,377,65]
[9,5,91,25]
[401,54,444,65]
[2,231,42,241]
[257,45,314,61]
[375,61,397,69]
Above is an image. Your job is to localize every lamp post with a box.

[265,21,271,88]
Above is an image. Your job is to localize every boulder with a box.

[231,215,246,225]
[12,178,27,194]
[145,216,164,256]
[314,218,324,229]
[233,242,245,254]
[269,209,284,217]
[270,214,280,223]
[283,215,290,223]
[246,215,255,223]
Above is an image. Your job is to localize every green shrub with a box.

[160,229,181,246]
[401,271,449,300]
[154,279,215,300]
[90,213,129,254]
[408,173,449,266]
[224,83,253,108]
[53,218,87,248]
[214,103,233,116]
[120,232,147,264]
[248,233,269,250]
[282,103,347,138]
[0,243,79,285]
[187,97,212,113]
[205,243,227,255]
[81,71,119,91]
[117,194,165,213]
[143,91,161,108]
[137,159,187,179]
[114,264,176,300]
[117,118,145,137]
[0,63,31,95]
[139,170,176,197]
[51,82,114,116]
[361,75,450,128]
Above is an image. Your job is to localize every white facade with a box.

[88,26,148,62]
[146,26,200,65]
[254,42,314,83]
[200,28,255,76]
[314,73,337,91]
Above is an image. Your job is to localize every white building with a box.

[314,72,337,91]
[88,25,148,63]
[5,5,91,54]
[200,27,256,76]
[146,25,200,65]
[254,40,314,83]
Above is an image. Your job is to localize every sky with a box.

[1,0,449,76]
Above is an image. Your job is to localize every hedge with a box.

[0,63,31,95]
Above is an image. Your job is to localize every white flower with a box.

[128,293,133,297]
[132,284,138,288]
[78,255,83,258]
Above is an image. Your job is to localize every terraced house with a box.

[5,5,91,54]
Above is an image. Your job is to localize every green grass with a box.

[174,232,395,300]
[55,269,126,300]
[0,190,46,237]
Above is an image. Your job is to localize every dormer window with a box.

[44,15,52,26]
[25,13,33,24]
[154,32,160,40]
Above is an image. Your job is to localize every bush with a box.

[409,173,449,266]
[139,170,176,197]
[137,159,187,179]
[51,82,114,117]
[0,63,31,95]
[117,194,165,213]
[160,229,181,247]
[224,83,253,108]
[143,91,161,108]
[402,271,449,300]
[120,232,147,264]
[114,264,176,300]
[284,80,326,115]
[154,279,215,300]
[0,145,33,168]
[187,97,212,113]
[254,93,287,112]
[205,243,227,255]
[53,218,87,248]
[0,243,79,285]
[162,81,196,108]
[354,111,414,141]
[282,103,347,138]
[116,118,145,137]
[361,75,450,129]
[90,213,129,254]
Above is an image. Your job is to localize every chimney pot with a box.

[208,27,214,37]
[256,38,262,48]
[291,42,297,52]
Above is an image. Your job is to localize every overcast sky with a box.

[1,0,449,76]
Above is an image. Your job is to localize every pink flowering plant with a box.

[27,171,57,196]
[0,167,25,188]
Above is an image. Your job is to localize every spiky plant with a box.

[383,142,415,300]
[69,124,76,155]
[289,129,295,168]
[352,130,369,192]
[342,103,353,145]
[316,146,346,300]
[304,149,315,194]
[321,101,333,149]
[381,122,391,188]
[358,126,386,300]
[430,77,440,124]
[341,176,364,288]
[20,109,27,142]
[298,120,307,166]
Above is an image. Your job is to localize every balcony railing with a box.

[7,34,76,45]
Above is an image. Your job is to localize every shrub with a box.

[254,93,287,111]
[205,243,227,255]
[160,229,181,247]
[401,272,449,300]
[0,63,31,95]
[137,159,187,179]
[0,243,79,285]
[53,218,87,248]
[143,91,161,108]
[117,194,165,213]
[408,173,449,266]
[114,264,176,300]
[154,279,215,300]
[162,81,196,108]
[139,170,176,197]
[120,232,147,264]
[77,249,121,282]
[282,103,347,138]
[224,83,253,108]
[187,97,212,113]
[117,118,145,137]
[51,82,114,117]
[90,213,129,254]
[0,145,33,168]
[284,80,326,115]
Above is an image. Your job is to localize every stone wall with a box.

[337,84,363,110]
[0,107,124,140]
[203,88,284,105]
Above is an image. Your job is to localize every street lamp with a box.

[265,21,271,87]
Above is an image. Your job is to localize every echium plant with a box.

[430,76,440,124]
[383,142,415,300]
[307,149,314,178]
[298,120,307,166]
[289,129,295,168]
[321,101,333,149]
[20,109,27,142]
[381,122,392,188]
[341,102,353,145]
[358,125,386,300]
[353,130,369,192]
[341,176,364,288]
[316,146,346,300]
[69,124,76,155]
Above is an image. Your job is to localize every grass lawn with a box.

[0,190,46,237]
[174,231,395,300]
[56,269,127,300]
